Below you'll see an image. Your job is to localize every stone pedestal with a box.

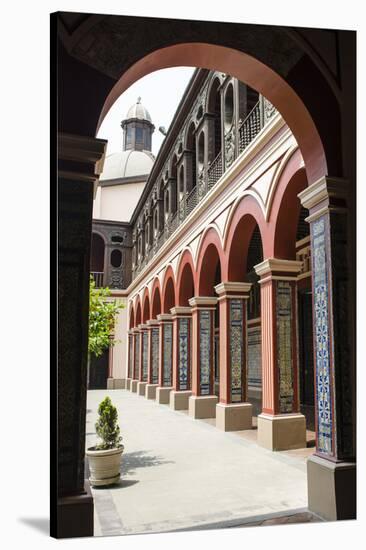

[257,413,306,451]
[189,395,218,419]
[216,403,253,431]
[170,390,192,410]
[156,386,173,404]
[126,378,132,390]
[137,381,147,396]
[130,380,138,393]
[107,378,126,389]
[57,480,94,538]
[145,383,159,399]
[307,454,356,520]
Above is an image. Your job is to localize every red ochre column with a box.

[299,177,355,521]
[145,319,160,400]
[214,282,253,431]
[137,324,149,396]
[106,334,115,389]
[169,306,192,411]
[254,258,305,451]
[125,331,133,390]
[188,297,218,419]
[130,328,139,393]
[156,313,173,404]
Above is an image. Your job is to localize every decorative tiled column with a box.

[188,297,218,419]
[299,177,355,521]
[169,307,192,410]
[137,324,149,396]
[130,328,139,393]
[254,259,306,450]
[156,314,173,404]
[56,132,107,538]
[145,320,160,399]
[214,283,253,431]
[125,330,133,390]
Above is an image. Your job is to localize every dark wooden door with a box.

[89,349,109,389]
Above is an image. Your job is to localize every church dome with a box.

[125,97,152,123]
[100,149,155,181]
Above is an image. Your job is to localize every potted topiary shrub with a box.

[86,396,124,487]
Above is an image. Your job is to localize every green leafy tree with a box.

[95,396,123,450]
[88,276,124,357]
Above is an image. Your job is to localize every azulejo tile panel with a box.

[151,327,159,384]
[248,326,261,387]
[312,215,333,455]
[276,281,294,414]
[179,318,190,390]
[142,331,148,381]
[163,323,173,386]
[230,299,244,402]
[199,310,211,395]
[134,333,140,379]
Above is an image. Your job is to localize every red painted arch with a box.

[135,296,142,327]
[151,278,162,319]
[196,227,225,296]
[129,304,135,329]
[176,249,196,306]
[268,149,308,259]
[162,265,176,313]
[224,195,268,281]
[97,43,327,186]
[142,288,151,323]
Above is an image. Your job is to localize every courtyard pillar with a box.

[145,319,160,399]
[55,132,107,538]
[137,324,149,396]
[254,258,306,450]
[156,313,173,404]
[214,282,253,431]
[188,297,218,419]
[299,176,355,520]
[125,330,133,390]
[169,307,192,410]
[130,328,139,392]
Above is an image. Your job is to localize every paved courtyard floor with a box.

[86,389,318,537]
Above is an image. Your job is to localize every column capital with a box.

[298,176,349,218]
[139,323,149,330]
[157,313,173,322]
[131,327,139,334]
[188,296,218,308]
[254,258,302,281]
[147,319,160,327]
[214,282,252,297]
[58,132,107,196]
[170,306,192,317]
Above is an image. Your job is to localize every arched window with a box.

[170,154,178,215]
[224,83,234,131]
[178,165,185,201]
[186,122,197,192]
[165,189,170,220]
[111,249,122,268]
[207,77,222,161]
[198,131,205,170]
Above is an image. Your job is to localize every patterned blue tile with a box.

[134,333,140,379]
[179,318,190,390]
[151,327,159,384]
[163,323,173,386]
[199,310,211,395]
[230,299,244,402]
[276,281,294,413]
[142,331,148,381]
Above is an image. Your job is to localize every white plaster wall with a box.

[93,181,146,222]
[110,297,128,380]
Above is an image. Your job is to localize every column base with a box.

[216,402,253,431]
[130,380,138,393]
[307,454,356,520]
[137,381,147,396]
[126,378,132,390]
[156,386,173,404]
[189,395,218,419]
[56,480,93,538]
[170,390,192,410]
[257,413,306,451]
[145,383,159,399]
[107,378,126,389]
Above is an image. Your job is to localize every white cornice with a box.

[298,176,348,210]
[214,282,252,295]
[188,297,218,307]
[254,258,303,278]
[170,306,192,316]
[157,313,173,322]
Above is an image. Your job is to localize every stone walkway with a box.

[86,389,318,537]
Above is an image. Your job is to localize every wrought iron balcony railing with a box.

[91,271,104,288]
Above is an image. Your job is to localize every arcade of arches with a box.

[55,12,356,539]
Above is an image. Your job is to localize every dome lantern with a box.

[121,97,155,152]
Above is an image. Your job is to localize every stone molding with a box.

[298,176,349,211]
[214,282,252,296]
[157,313,173,322]
[254,258,303,278]
[170,306,192,316]
[188,296,218,307]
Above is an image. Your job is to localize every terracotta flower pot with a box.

[86,446,124,487]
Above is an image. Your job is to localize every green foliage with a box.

[95,396,123,450]
[88,276,124,358]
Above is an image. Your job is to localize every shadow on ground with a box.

[121,450,174,475]
[18,517,49,535]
